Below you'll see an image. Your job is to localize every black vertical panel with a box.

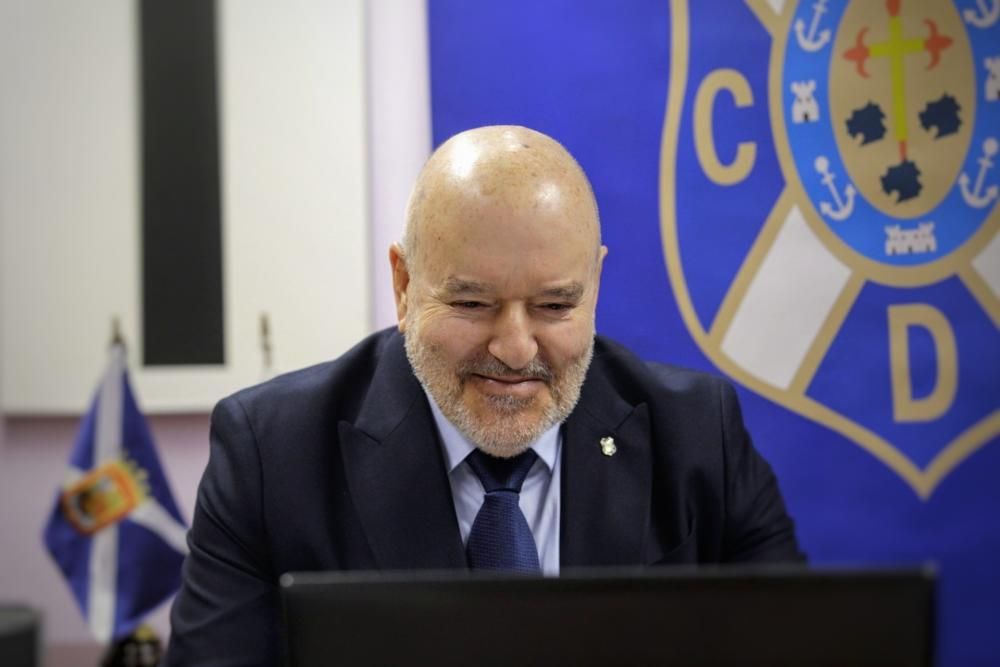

[140,0,224,365]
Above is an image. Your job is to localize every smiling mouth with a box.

[476,374,542,384]
[469,374,546,397]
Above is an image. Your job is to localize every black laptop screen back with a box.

[281,567,934,667]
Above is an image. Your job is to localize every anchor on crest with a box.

[959,137,1000,208]
[815,156,856,221]
[795,0,832,52]
[964,0,1000,29]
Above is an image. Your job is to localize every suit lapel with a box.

[338,333,466,570]
[561,364,652,568]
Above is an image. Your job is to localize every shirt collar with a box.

[424,389,561,473]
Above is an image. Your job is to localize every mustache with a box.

[458,355,554,382]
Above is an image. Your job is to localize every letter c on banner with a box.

[693,69,756,186]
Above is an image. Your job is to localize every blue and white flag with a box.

[43,345,188,642]
[427,1,999,663]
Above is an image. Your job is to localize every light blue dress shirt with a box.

[425,393,562,576]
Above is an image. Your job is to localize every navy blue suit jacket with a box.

[166,329,803,665]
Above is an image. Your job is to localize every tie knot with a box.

[466,449,538,494]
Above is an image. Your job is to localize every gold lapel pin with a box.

[600,436,617,457]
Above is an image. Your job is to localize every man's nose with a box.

[487,306,538,371]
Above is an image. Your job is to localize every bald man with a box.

[166,126,802,665]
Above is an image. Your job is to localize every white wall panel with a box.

[366,0,432,329]
[0,0,370,414]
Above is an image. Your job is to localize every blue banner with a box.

[429,1,1000,664]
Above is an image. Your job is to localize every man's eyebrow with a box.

[441,277,491,294]
[539,283,584,301]
[438,278,585,300]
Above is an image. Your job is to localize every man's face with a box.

[395,176,604,458]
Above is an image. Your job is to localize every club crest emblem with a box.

[662,0,1000,497]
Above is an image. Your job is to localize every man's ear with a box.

[389,243,411,331]
[592,244,609,309]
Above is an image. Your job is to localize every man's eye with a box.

[454,301,486,309]
[541,303,571,312]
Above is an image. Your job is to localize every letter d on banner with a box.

[889,304,958,423]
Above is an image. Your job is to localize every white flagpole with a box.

[87,337,125,642]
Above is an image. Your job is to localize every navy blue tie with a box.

[465,449,541,573]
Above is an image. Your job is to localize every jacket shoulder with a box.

[591,335,733,406]
[217,328,398,427]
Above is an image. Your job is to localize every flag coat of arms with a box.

[43,345,188,642]
[428,0,1000,663]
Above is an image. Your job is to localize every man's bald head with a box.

[401,125,601,274]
